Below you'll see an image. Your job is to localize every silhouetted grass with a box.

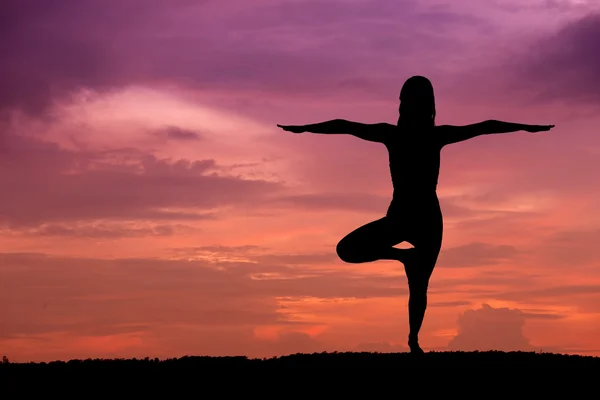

[4,351,596,398]
[2,351,599,372]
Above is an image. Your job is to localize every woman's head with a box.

[398,76,436,129]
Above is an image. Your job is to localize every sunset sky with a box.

[2,0,600,362]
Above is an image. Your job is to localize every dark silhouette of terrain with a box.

[4,352,596,397]
[2,351,598,373]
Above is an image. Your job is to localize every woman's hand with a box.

[277,124,305,134]
[524,124,555,133]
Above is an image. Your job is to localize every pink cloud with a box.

[0,127,283,227]
[447,304,535,351]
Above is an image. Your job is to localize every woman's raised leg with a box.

[335,208,443,355]
[335,217,410,264]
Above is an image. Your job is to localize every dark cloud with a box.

[514,12,600,104]
[271,192,390,213]
[22,223,195,239]
[437,242,520,268]
[537,228,600,268]
[492,0,595,13]
[521,312,566,320]
[0,129,282,227]
[447,303,535,351]
[431,270,542,297]
[429,300,471,308]
[169,245,337,266]
[0,0,209,114]
[173,245,266,255]
[160,126,203,141]
[1,0,493,115]
[443,11,600,109]
[0,128,410,230]
[254,253,339,266]
[432,271,600,312]
[498,285,600,301]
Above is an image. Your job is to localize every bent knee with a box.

[336,239,359,263]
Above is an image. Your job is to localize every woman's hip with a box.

[386,195,442,220]
[385,197,443,245]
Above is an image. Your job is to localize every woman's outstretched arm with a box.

[277,119,393,143]
[438,120,554,145]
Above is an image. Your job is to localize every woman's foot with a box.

[408,335,424,355]
[409,342,424,355]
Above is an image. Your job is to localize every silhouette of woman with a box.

[277,75,554,354]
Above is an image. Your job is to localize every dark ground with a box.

[2,351,598,394]
[2,350,600,370]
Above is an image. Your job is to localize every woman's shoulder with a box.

[386,127,439,144]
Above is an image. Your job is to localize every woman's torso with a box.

[384,128,443,218]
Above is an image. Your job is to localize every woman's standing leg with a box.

[403,204,444,353]
[334,205,443,354]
